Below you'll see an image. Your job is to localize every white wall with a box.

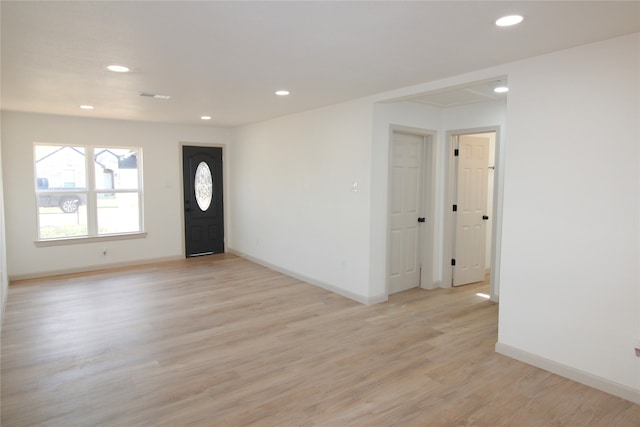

[1,111,230,279]
[497,33,639,396]
[229,98,375,302]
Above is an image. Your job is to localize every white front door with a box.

[453,135,489,286]
[388,132,424,294]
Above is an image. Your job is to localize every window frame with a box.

[34,143,145,243]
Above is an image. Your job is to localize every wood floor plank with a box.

[2,253,638,426]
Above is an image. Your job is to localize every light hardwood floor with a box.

[2,254,638,426]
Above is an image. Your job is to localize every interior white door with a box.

[388,132,424,294]
[453,135,489,286]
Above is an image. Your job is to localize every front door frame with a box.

[386,125,437,295]
[444,127,501,301]
[180,142,227,257]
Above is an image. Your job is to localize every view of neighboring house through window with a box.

[34,144,143,240]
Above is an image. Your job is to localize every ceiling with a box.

[2,1,638,127]
[410,79,509,108]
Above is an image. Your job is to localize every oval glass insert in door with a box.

[194,161,213,211]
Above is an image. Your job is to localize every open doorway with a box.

[445,129,498,294]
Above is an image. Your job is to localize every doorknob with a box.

[417,217,426,223]
[482,215,489,220]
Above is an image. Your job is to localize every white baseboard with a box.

[228,248,384,305]
[495,342,640,404]
[420,280,441,290]
[367,293,389,305]
[9,255,184,282]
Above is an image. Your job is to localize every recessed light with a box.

[107,64,130,73]
[80,105,94,110]
[275,90,290,96]
[495,15,523,27]
[494,86,509,93]
[201,116,212,120]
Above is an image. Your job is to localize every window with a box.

[34,144,143,240]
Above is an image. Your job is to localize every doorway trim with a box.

[386,125,437,295]
[444,126,502,301]
[179,142,228,257]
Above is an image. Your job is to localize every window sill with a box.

[34,232,147,247]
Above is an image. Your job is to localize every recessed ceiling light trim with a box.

[494,86,509,93]
[495,15,523,27]
[80,105,94,110]
[107,64,130,73]
[275,90,290,96]
[200,116,212,120]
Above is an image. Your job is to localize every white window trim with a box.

[34,232,147,247]
[34,143,144,242]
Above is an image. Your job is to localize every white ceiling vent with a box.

[138,92,171,100]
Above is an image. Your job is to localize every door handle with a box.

[482,215,489,220]
[417,217,426,223]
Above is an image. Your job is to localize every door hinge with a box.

[453,204,457,212]
[454,149,459,157]
[451,258,456,266]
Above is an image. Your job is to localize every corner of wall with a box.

[496,342,640,405]
[228,248,372,305]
